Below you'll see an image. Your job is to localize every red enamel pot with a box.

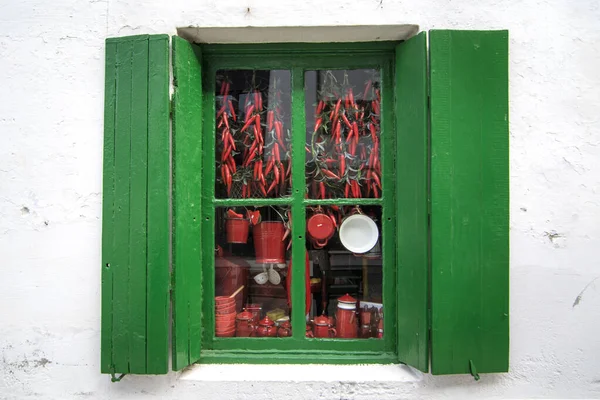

[307,212,335,248]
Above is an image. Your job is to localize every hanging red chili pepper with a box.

[372,172,381,189]
[363,80,371,100]
[267,110,274,131]
[273,164,280,184]
[322,169,340,180]
[228,100,236,122]
[316,100,325,115]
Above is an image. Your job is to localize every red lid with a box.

[259,315,275,326]
[313,314,330,326]
[307,213,335,240]
[338,293,357,303]
[236,310,254,320]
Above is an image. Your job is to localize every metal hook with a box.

[110,371,126,382]
[469,360,480,381]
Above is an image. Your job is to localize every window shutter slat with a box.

[172,36,203,371]
[101,34,170,375]
[146,35,171,374]
[429,30,509,375]
[394,31,429,373]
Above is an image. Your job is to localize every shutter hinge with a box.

[109,366,126,382]
[469,360,480,381]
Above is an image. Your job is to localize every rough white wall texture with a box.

[1,0,599,398]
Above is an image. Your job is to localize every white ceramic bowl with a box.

[254,271,268,285]
[339,214,379,254]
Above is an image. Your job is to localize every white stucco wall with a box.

[1,0,599,398]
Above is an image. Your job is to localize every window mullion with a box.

[290,67,307,340]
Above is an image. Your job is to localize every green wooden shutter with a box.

[429,30,509,375]
[171,36,203,370]
[101,34,170,375]
[395,32,429,372]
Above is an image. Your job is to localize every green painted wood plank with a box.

[291,67,306,340]
[128,35,149,374]
[112,39,134,374]
[200,57,390,72]
[187,41,203,364]
[394,32,429,372]
[380,59,397,354]
[210,337,385,352]
[429,30,509,375]
[172,36,203,371]
[146,34,170,374]
[201,65,216,352]
[199,350,397,365]
[102,34,170,376]
[101,40,117,374]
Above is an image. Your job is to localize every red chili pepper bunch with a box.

[307,71,382,199]
[217,80,237,196]
[239,87,267,197]
[261,79,291,197]
[364,81,382,198]
[216,74,291,198]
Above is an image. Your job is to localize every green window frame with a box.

[197,42,397,363]
[101,30,509,377]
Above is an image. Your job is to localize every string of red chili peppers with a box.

[306,72,382,200]
[216,76,291,198]
[217,80,236,196]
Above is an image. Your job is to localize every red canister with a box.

[235,310,256,337]
[312,314,336,338]
[253,221,286,264]
[335,294,358,339]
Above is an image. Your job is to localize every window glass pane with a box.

[214,206,293,338]
[215,70,292,199]
[305,70,381,199]
[305,205,383,339]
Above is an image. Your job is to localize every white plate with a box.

[338,214,379,254]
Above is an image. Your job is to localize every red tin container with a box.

[226,218,250,243]
[335,294,358,339]
[253,221,286,264]
[312,314,336,338]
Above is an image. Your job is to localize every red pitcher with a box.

[256,315,277,337]
[335,294,358,339]
[235,310,256,337]
[312,314,336,338]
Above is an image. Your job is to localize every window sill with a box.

[180,364,423,383]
